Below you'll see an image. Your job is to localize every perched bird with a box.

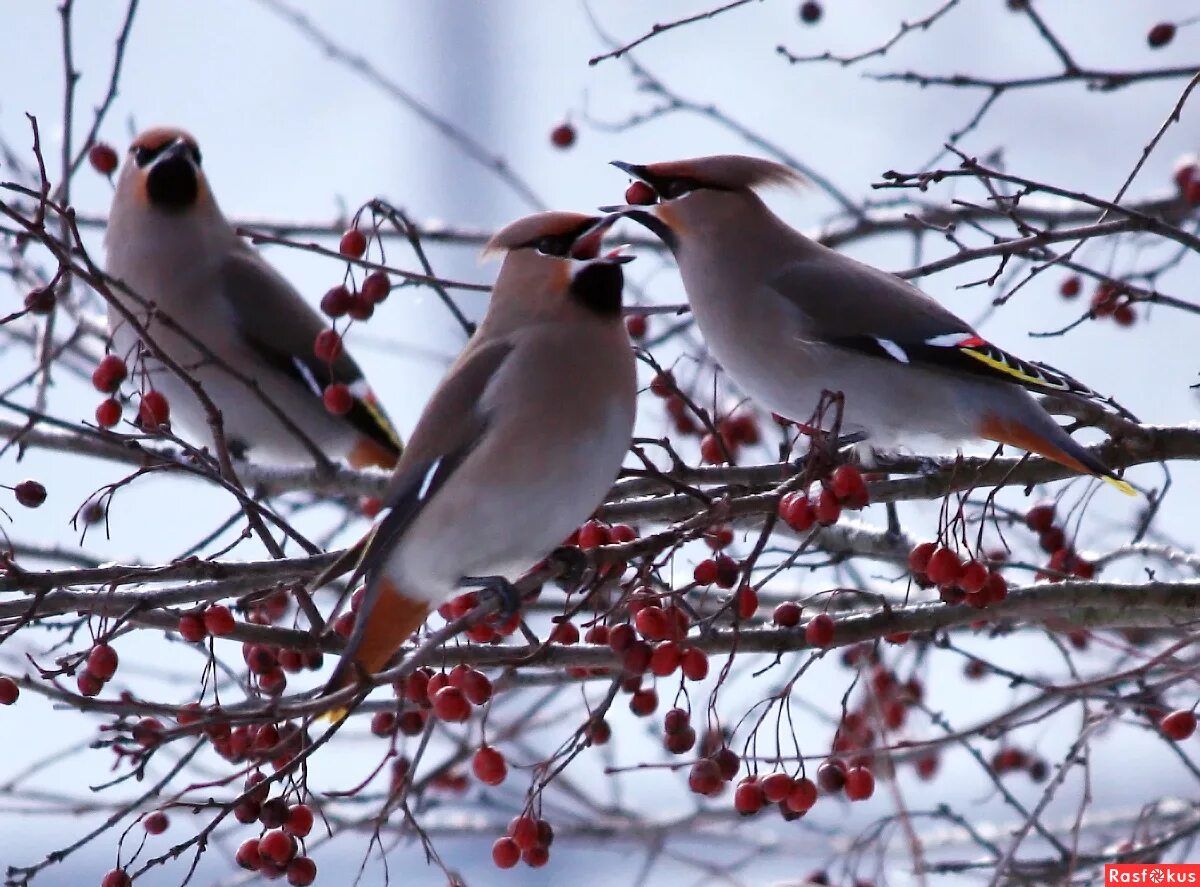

[320,211,637,712]
[104,127,401,468]
[606,154,1133,494]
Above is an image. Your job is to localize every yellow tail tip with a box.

[1103,475,1136,497]
[319,706,349,724]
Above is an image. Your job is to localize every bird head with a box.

[602,154,803,249]
[484,211,632,319]
[114,127,210,216]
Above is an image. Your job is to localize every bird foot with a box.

[460,575,522,618]
[547,545,590,587]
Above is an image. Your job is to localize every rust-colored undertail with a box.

[979,414,1134,496]
[321,578,430,722]
[348,435,401,470]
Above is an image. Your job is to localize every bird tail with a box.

[979,409,1134,496]
[319,575,430,723]
[348,435,401,470]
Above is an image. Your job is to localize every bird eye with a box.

[534,236,569,257]
[660,179,694,200]
[133,146,155,167]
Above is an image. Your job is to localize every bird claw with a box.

[547,545,590,587]
[460,575,522,618]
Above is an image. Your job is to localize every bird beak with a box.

[569,213,629,262]
[595,204,677,251]
[610,160,650,182]
[154,139,196,168]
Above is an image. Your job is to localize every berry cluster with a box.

[75,643,119,698]
[492,814,555,869]
[232,776,317,884]
[778,463,871,532]
[908,542,1008,608]
[1024,501,1096,581]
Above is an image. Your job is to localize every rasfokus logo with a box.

[1106,865,1200,884]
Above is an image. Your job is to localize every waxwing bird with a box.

[319,211,637,714]
[104,127,402,468]
[606,154,1133,494]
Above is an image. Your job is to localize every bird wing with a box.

[219,247,402,455]
[321,338,515,694]
[767,253,1103,400]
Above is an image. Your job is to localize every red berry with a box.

[634,606,669,640]
[1161,709,1197,741]
[664,725,696,754]
[586,717,611,745]
[983,570,1008,604]
[320,285,352,318]
[462,669,493,705]
[143,810,169,834]
[688,758,723,796]
[577,518,611,549]
[959,561,989,595]
[663,708,690,735]
[908,541,937,575]
[805,613,835,647]
[776,491,811,534]
[132,717,164,748]
[813,488,841,525]
[773,601,802,627]
[177,612,207,642]
[88,142,119,175]
[608,623,635,653]
[693,559,719,586]
[361,270,391,304]
[14,480,46,508]
[735,584,758,620]
[1113,302,1136,327]
[625,315,647,338]
[1148,22,1176,48]
[523,845,550,867]
[259,828,296,865]
[236,839,263,870]
[630,688,658,716]
[492,837,521,869]
[844,766,875,800]
[101,871,132,887]
[700,432,727,464]
[1040,527,1066,554]
[799,1,822,23]
[1092,283,1121,316]
[830,464,869,508]
[95,398,122,428]
[508,815,539,851]
[313,329,342,363]
[203,604,235,636]
[550,122,576,148]
[649,641,681,676]
[622,641,652,675]
[339,228,367,259]
[625,180,657,206]
[734,778,765,815]
[925,547,962,586]
[786,777,818,812]
[681,647,709,681]
[1185,178,1200,206]
[816,761,846,792]
[1059,276,1081,299]
[761,772,794,803]
[138,390,170,430]
[715,747,741,781]
[286,857,317,887]
[432,686,471,722]
[285,803,314,837]
[92,355,128,393]
[473,745,508,785]
[713,553,740,588]
[86,644,119,681]
[346,293,374,321]
[0,677,18,705]
[1025,502,1056,532]
[323,383,353,415]
[77,671,102,697]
